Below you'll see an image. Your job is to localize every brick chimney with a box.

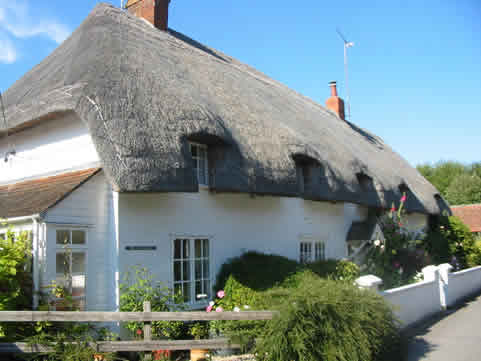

[125,0,170,31]
[325,81,345,120]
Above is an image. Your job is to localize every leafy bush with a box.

[423,215,475,269]
[363,196,428,289]
[212,254,361,347]
[255,275,402,361]
[210,276,268,348]
[0,227,33,340]
[466,237,481,267]
[307,259,360,281]
[119,267,189,340]
[214,251,301,292]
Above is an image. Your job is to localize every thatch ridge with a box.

[2,3,449,215]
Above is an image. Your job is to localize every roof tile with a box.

[452,204,481,233]
[0,168,101,218]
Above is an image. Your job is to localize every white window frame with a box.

[171,235,212,306]
[55,228,88,310]
[299,236,325,264]
[189,142,209,186]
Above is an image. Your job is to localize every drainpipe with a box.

[31,216,41,309]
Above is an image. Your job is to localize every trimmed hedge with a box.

[214,251,302,292]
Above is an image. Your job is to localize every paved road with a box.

[407,293,481,361]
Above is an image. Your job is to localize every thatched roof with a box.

[1,3,449,215]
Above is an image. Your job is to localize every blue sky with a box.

[1,0,479,166]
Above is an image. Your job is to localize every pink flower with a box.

[390,207,396,212]
[215,307,224,312]
[206,305,213,313]
[400,195,407,202]
[217,290,225,299]
[136,329,142,336]
[393,261,400,269]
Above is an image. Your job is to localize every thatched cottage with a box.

[0,2,449,310]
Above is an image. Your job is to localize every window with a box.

[190,143,208,186]
[356,173,373,191]
[173,237,210,303]
[299,240,325,264]
[55,229,87,310]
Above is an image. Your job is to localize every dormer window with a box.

[190,142,208,186]
[399,183,409,196]
[356,173,373,191]
[292,153,319,195]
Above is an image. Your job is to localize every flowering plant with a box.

[364,193,428,289]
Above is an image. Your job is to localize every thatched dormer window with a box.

[399,183,410,197]
[292,153,319,196]
[356,172,374,191]
[189,142,209,186]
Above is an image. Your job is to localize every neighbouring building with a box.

[452,204,481,237]
[0,2,450,311]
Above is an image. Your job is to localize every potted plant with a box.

[189,322,210,361]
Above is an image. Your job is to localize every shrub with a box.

[119,267,189,340]
[255,274,402,361]
[214,251,301,292]
[423,215,475,269]
[210,276,268,348]
[307,259,360,281]
[363,196,428,289]
[0,227,33,340]
[466,237,481,267]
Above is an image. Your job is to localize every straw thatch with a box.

[1,3,449,215]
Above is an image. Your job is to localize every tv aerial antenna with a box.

[336,28,354,121]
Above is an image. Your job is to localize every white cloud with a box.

[0,0,70,44]
[0,36,17,64]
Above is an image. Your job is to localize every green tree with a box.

[445,174,481,205]
[416,161,466,195]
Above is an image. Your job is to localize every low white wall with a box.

[382,280,442,328]
[447,266,481,307]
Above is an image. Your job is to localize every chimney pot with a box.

[126,0,170,31]
[326,81,345,121]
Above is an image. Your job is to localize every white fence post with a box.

[422,265,438,282]
[438,263,453,309]
[355,275,383,292]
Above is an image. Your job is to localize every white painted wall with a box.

[118,189,368,306]
[0,112,100,184]
[43,171,116,311]
[404,213,428,234]
[382,279,442,328]
[447,266,481,307]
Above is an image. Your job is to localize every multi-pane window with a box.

[55,229,87,310]
[190,143,208,186]
[173,238,210,303]
[299,240,325,264]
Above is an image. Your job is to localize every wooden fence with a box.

[0,302,276,354]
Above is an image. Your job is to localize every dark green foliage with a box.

[213,253,363,348]
[445,174,481,205]
[467,237,481,267]
[364,203,427,289]
[307,259,360,281]
[211,276,269,348]
[119,267,189,340]
[255,275,402,361]
[416,160,481,205]
[422,216,475,269]
[214,251,302,292]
